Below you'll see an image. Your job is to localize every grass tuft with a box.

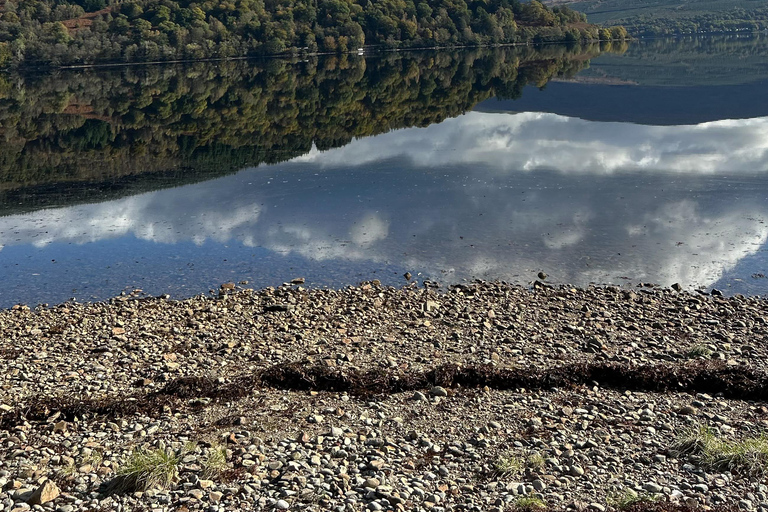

[685,344,713,359]
[59,460,77,478]
[493,451,523,477]
[671,424,768,478]
[670,424,717,456]
[511,496,546,511]
[526,452,545,471]
[704,434,768,477]
[202,444,228,480]
[82,450,103,467]
[108,447,180,493]
[606,488,656,509]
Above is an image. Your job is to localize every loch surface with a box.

[2,36,768,306]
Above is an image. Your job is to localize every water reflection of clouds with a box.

[617,201,768,287]
[295,112,768,174]
[3,196,262,249]
[2,112,768,291]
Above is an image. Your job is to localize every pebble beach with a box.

[2,281,768,512]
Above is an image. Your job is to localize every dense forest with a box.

[0,45,621,213]
[0,0,627,67]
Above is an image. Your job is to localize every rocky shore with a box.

[2,281,768,512]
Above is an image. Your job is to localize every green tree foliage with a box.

[0,45,609,205]
[609,26,628,40]
[0,0,624,67]
[0,42,11,67]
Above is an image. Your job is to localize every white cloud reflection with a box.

[295,112,768,174]
[2,111,768,292]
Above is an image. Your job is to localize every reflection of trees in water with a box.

[633,33,768,56]
[0,45,600,198]
[586,34,768,87]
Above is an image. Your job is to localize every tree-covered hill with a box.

[544,0,768,36]
[0,0,627,67]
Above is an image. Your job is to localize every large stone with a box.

[430,386,448,397]
[643,482,663,493]
[27,480,59,505]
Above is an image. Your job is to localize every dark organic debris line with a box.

[3,360,768,428]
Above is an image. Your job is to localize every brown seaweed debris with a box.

[3,359,767,429]
[254,359,768,400]
[256,362,428,395]
[158,375,254,400]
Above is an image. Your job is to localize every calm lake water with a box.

[2,36,768,306]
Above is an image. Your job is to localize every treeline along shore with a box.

[1,281,768,511]
[0,0,628,67]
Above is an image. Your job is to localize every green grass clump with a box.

[82,449,103,468]
[527,452,545,471]
[493,452,523,477]
[111,447,180,493]
[671,424,718,456]
[511,496,546,511]
[59,460,77,477]
[606,488,656,509]
[493,450,546,478]
[685,344,713,359]
[704,435,768,477]
[202,444,228,479]
[671,425,768,478]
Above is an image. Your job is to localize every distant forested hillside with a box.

[0,0,626,67]
[543,0,768,35]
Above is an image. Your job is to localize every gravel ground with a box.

[2,280,768,512]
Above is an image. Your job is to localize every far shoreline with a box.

[12,37,631,73]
